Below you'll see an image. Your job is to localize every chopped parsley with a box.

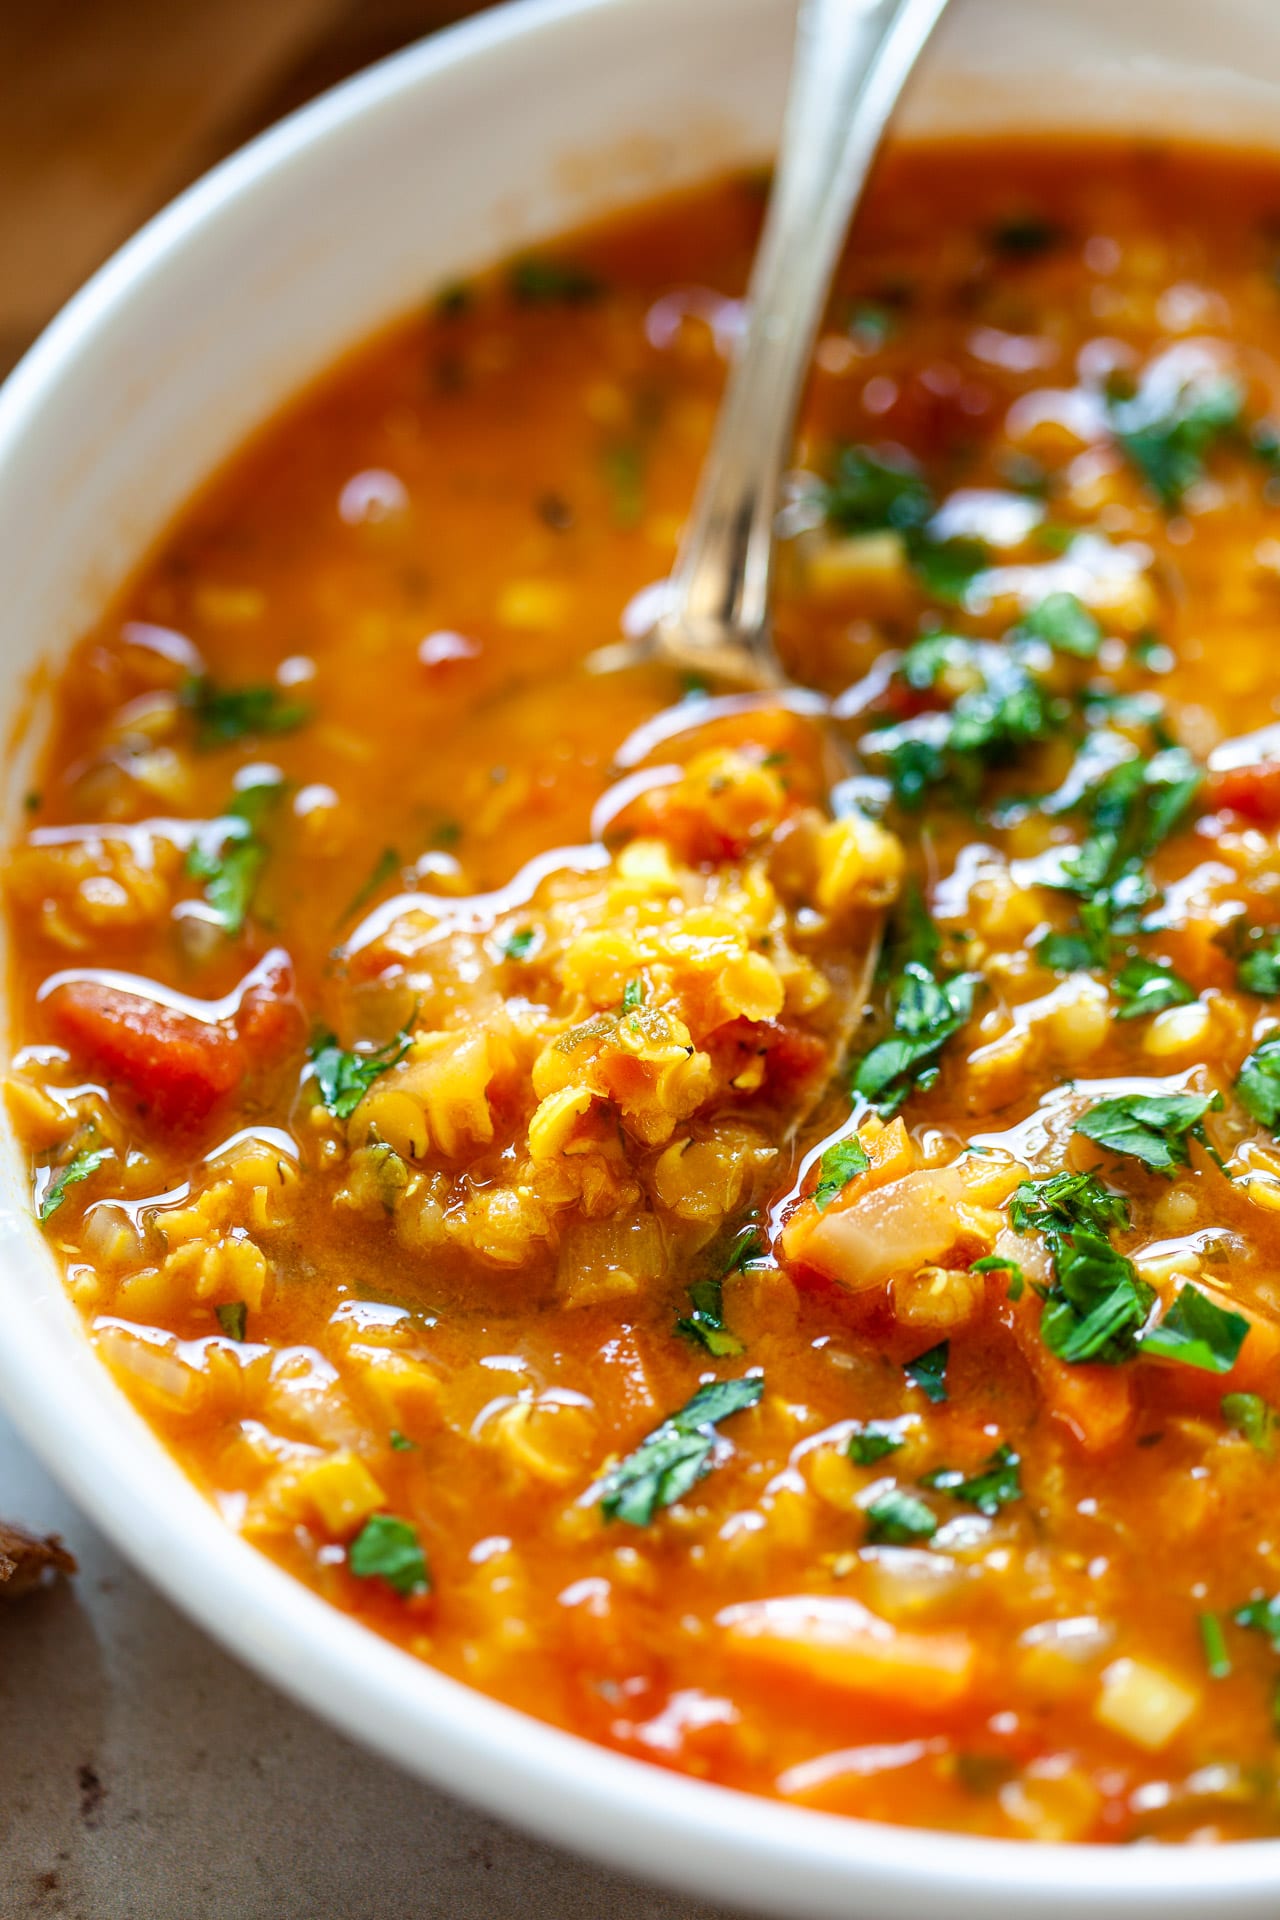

[1236,1033,1280,1128]
[1222,1390,1278,1455]
[38,1145,108,1222]
[215,1301,247,1341]
[388,1429,417,1452]
[184,676,309,749]
[851,897,980,1113]
[864,1487,937,1544]
[499,926,539,963]
[818,445,988,605]
[1009,1170,1130,1239]
[1072,1091,1220,1174]
[598,1376,763,1526]
[185,774,283,936]
[922,1442,1022,1515]
[341,846,401,924]
[972,1253,1025,1300]
[621,976,646,1012]
[1234,1592,1280,1653]
[812,1136,870,1211]
[848,1419,909,1466]
[1105,363,1243,510]
[1200,1611,1233,1679]
[674,1242,748,1360]
[1140,1282,1250,1374]
[904,1340,949,1404]
[1112,957,1195,1020]
[311,1028,412,1121]
[507,256,603,304]
[1018,590,1102,659]
[862,633,1059,810]
[1039,1231,1154,1366]
[1237,932,1280,996]
[348,1514,430,1596]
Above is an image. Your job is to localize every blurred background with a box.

[0,0,492,377]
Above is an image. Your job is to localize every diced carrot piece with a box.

[717,1594,976,1711]
[781,1117,915,1268]
[996,1292,1135,1452]
[1207,761,1280,824]
[45,978,243,1127]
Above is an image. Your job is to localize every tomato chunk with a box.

[43,947,304,1128]
[1206,760,1280,825]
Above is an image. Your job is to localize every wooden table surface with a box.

[0,0,486,377]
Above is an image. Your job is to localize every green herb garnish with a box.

[500,926,539,962]
[850,898,980,1113]
[864,1487,938,1543]
[389,1429,417,1451]
[348,1514,430,1596]
[1113,957,1196,1020]
[621,976,646,1012]
[1234,1592,1280,1653]
[1073,1090,1219,1175]
[904,1340,949,1404]
[1039,1231,1154,1366]
[812,1136,870,1211]
[184,677,309,749]
[1200,1611,1233,1679]
[1222,1390,1278,1455]
[215,1301,247,1341]
[311,1028,412,1121]
[847,1419,909,1466]
[1018,590,1103,659]
[922,1442,1021,1515]
[507,257,603,304]
[1140,1282,1250,1374]
[1238,933,1280,996]
[185,774,283,935]
[1106,364,1243,510]
[341,846,401,924]
[38,1145,108,1222]
[1009,1170,1130,1239]
[1237,1033,1280,1128]
[598,1376,763,1526]
[972,1253,1025,1300]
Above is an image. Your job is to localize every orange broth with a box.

[15,138,1280,1840]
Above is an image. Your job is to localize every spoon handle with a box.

[655,0,950,685]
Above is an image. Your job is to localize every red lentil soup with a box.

[17,138,1280,1842]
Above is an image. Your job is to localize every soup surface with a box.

[17,139,1280,1841]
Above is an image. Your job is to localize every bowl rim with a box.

[2,0,1280,1911]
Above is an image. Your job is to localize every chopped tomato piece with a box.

[1206,760,1280,824]
[45,979,243,1127]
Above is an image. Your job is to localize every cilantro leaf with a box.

[1009,1170,1131,1239]
[922,1442,1022,1516]
[598,1376,762,1526]
[38,1145,108,1222]
[1018,590,1102,658]
[1038,1230,1154,1365]
[904,1340,949,1404]
[972,1253,1025,1299]
[851,953,979,1115]
[1113,957,1195,1020]
[184,677,309,749]
[215,1301,247,1341]
[185,774,283,935]
[813,1136,870,1211]
[675,1275,744,1358]
[500,926,539,962]
[311,1028,411,1121]
[910,535,989,604]
[1234,1593,1280,1652]
[348,1514,430,1596]
[864,1487,937,1543]
[1072,1091,1218,1174]
[1199,1610,1232,1679]
[1237,1033,1280,1128]
[621,976,646,1012]
[389,1429,417,1451]
[1106,365,1243,510]
[847,1419,909,1466]
[508,257,603,304]
[1238,934,1280,997]
[821,446,934,536]
[341,846,401,924]
[1139,1281,1250,1374]
[1222,1390,1278,1455]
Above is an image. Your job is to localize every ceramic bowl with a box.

[2,1,1280,1912]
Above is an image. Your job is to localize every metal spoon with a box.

[651,0,951,688]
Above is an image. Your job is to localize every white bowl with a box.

[3,1,1280,1913]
